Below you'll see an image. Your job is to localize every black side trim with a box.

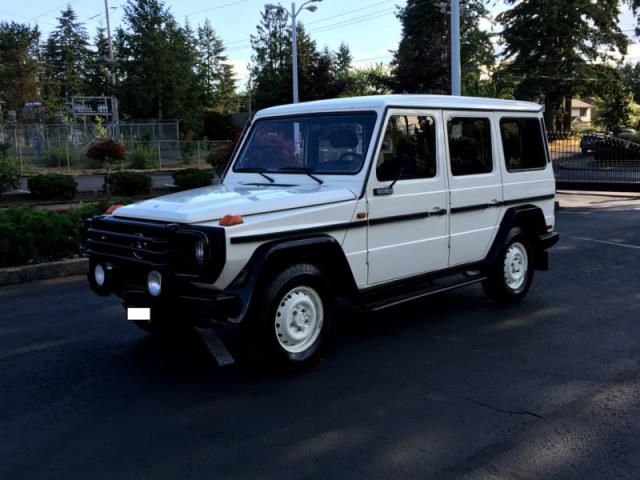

[369,211,431,226]
[230,220,368,244]
[451,194,555,214]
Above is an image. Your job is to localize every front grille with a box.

[84,216,175,268]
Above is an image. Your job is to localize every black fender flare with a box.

[486,205,550,271]
[225,235,358,323]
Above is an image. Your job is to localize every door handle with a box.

[431,207,447,216]
[489,199,502,207]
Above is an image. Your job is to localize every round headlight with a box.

[94,264,106,287]
[194,239,206,266]
[147,270,162,297]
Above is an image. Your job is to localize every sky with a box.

[1,0,638,85]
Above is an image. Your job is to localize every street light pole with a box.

[265,1,320,104]
[291,2,299,104]
[451,0,461,96]
[104,0,119,136]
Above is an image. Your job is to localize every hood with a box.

[113,183,357,224]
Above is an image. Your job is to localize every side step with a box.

[357,274,487,312]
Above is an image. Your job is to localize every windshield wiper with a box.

[235,167,275,183]
[278,167,324,185]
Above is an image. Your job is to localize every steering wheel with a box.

[338,152,363,163]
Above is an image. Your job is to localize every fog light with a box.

[195,239,205,266]
[94,264,106,287]
[147,270,162,297]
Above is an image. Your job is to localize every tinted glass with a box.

[448,117,493,176]
[376,115,437,182]
[500,118,547,171]
[234,113,377,174]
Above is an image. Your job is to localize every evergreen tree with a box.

[42,6,91,103]
[0,22,41,113]
[85,26,113,97]
[498,0,628,130]
[196,19,228,107]
[118,0,204,133]
[334,42,352,79]
[620,62,640,102]
[393,0,494,95]
[216,64,238,112]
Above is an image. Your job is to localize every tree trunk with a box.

[563,96,573,131]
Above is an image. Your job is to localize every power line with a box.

[27,1,78,22]
[183,0,248,17]
[305,0,392,26]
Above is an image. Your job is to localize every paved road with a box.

[2,193,640,479]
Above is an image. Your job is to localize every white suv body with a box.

[84,95,559,367]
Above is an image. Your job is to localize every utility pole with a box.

[265,0,321,103]
[450,0,461,96]
[104,0,119,137]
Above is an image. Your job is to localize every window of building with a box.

[579,108,588,117]
[376,115,437,182]
[499,118,547,171]
[448,117,493,176]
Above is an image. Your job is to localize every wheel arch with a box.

[226,235,358,321]
[486,205,549,270]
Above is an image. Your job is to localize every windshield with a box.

[233,112,377,175]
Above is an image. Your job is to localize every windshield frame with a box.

[231,110,379,176]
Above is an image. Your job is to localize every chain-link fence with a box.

[0,121,231,173]
[549,131,640,190]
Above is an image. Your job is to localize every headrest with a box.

[329,129,359,149]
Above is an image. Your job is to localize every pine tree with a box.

[498,0,628,130]
[85,26,113,97]
[0,22,40,113]
[393,0,494,95]
[196,19,228,107]
[334,42,352,79]
[42,6,91,103]
[118,0,204,133]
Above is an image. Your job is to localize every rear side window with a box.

[500,118,547,171]
[376,115,437,182]
[448,117,493,176]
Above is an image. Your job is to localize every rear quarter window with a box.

[500,118,547,171]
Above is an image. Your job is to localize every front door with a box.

[366,110,449,285]
[444,112,503,266]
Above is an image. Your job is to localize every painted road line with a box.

[196,328,235,366]
[566,235,640,250]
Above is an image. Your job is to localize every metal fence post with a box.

[197,141,201,168]
[65,141,71,173]
[14,129,23,175]
[157,142,162,169]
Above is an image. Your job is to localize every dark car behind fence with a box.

[549,131,640,191]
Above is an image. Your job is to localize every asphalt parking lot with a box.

[1,192,640,479]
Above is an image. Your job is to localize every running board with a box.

[358,275,487,312]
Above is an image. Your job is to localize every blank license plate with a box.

[127,308,151,321]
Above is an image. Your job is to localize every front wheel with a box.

[249,263,333,369]
[483,227,534,304]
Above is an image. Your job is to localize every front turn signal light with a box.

[106,204,124,215]
[219,214,244,226]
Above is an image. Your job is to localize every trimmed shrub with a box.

[27,174,78,200]
[173,168,214,190]
[0,206,81,267]
[0,156,21,194]
[128,144,158,169]
[107,171,152,196]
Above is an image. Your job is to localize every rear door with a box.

[445,112,503,266]
[366,109,449,285]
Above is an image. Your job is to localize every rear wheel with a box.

[483,227,534,304]
[249,263,333,369]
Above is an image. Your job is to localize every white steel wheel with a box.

[503,241,529,293]
[274,286,324,354]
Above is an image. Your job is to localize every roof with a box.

[256,95,544,118]
[571,99,593,109]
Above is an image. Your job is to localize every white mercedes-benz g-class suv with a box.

[83,95,559,368]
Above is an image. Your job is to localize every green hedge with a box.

[128,144,157,169]
[107,171,152,196]
[27,174,78,200]
[0,202,129,268]
[0,156,21,194]
[172,168,213,190]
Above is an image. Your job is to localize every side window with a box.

[376,115,437,182]
[500,118,547,171]
[448,117,493,176]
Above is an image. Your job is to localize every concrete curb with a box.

[0,258,88,287]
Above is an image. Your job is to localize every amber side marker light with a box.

[106,204,124,215]
[219,214,244,226]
